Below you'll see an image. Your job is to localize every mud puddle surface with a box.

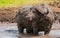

[0,23,60,38]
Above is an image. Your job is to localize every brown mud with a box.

[0,2,60,23]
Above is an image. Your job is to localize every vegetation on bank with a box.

[0,0,60,7]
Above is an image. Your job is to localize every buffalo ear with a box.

[34,7,45,16]
[34,8,42,14]
[33,4,51,15]
[30,7,40,14]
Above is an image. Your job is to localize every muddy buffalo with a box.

[16,4,54,35]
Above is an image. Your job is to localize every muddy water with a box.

[0,23,60,38]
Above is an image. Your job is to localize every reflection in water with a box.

[0,31,18,38]
[0,23,60,38]
[0,23,18,38]
[49,30,60,36]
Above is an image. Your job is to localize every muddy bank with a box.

[0,7,19,23]
[0,2,60,23]
[49,1,60,8]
